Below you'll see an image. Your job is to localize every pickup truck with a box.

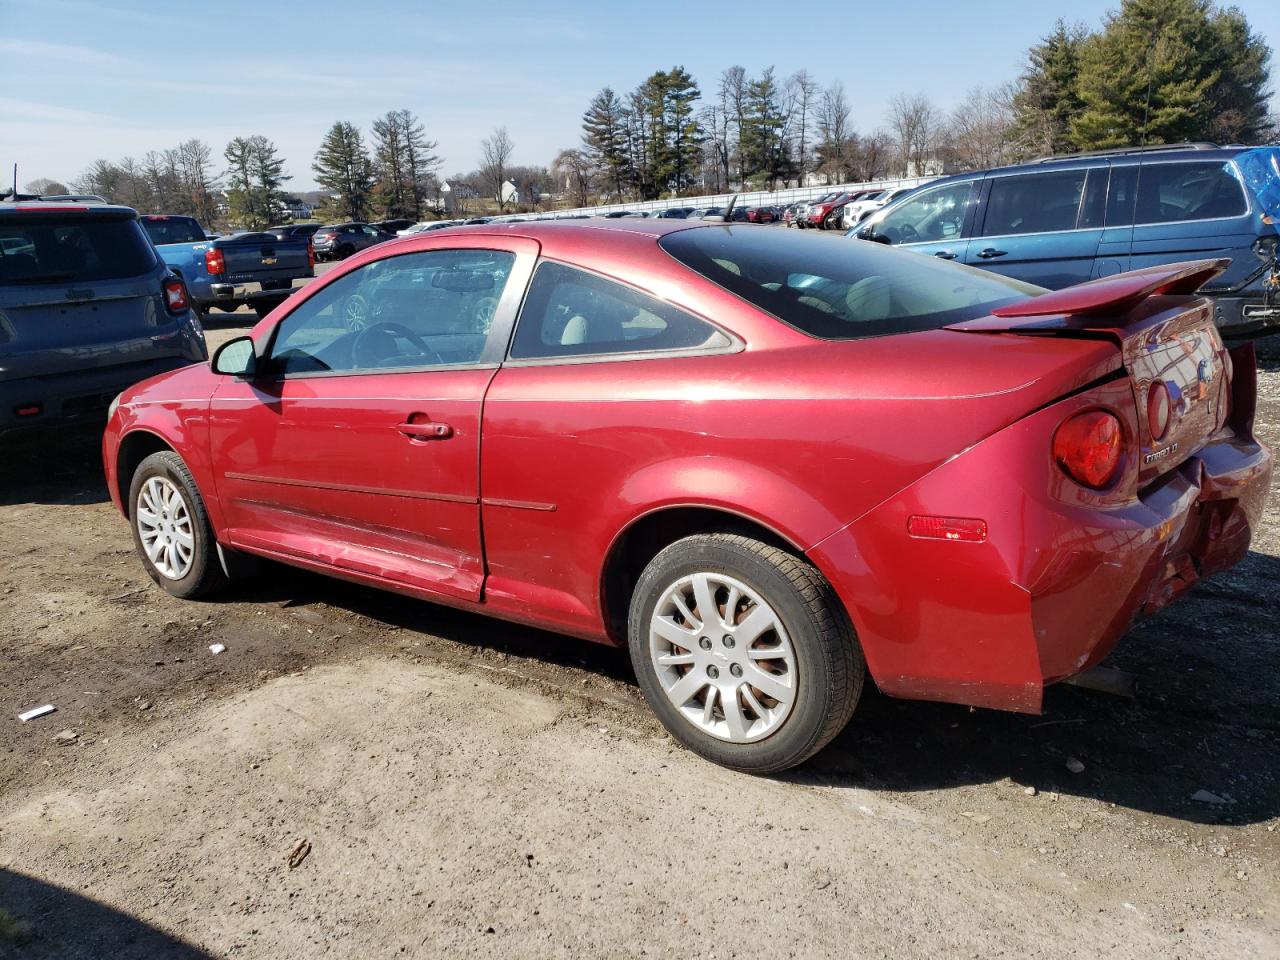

[139,215,314,315]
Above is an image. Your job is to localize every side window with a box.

[509,261,730,361]
[869,180,974,245]
[1106,167,1138,226]
[1079,167,1108,229]
[267,249,515,375]
[980,169,1087,237]
[1134,162,1248,223]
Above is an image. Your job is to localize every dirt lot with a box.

[1,292,1278,958]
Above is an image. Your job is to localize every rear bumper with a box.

[807,410,1272,714]
[0,355,198,434]
[204,278,304,304]
[1211,295,1280,339]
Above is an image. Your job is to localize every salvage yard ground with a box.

[2,277,1279,958]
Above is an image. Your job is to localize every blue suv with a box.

[852,143,1280,338]
[0,198,207,436]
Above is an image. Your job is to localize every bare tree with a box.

[718,66,748,185]
[551,148,592,207]
[888,93,942,177]
[479,127,515,210]
[944,84,1018,172]
[24,177,70,195]
[815,81,855,183]
[786,70,819,184]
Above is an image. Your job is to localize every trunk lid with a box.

[946,259,1233,486]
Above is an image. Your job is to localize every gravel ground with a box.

[0,296,1277,959]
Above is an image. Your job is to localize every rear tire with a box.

[628,533,863,773]
[129,451,227,599]
[336,244,355,259]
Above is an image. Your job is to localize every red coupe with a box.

[102,220,1272,772]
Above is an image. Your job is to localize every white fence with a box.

[545,175,938,218]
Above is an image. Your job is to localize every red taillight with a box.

[907,515,988,543]
[163,277,190,314]
[1053,410,1124,489]
[307,240,315,269]
[205,247,225,276]
[1146,381,1171,441]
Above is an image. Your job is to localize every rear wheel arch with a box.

[600,505,819,644]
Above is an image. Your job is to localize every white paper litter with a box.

[209,643,226,655]
[18,704,56,722]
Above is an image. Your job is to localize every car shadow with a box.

[0,868,215,959]
[217,546,1280,828]
[0,425,109,506]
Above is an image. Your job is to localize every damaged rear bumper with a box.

[807,401,1272,715]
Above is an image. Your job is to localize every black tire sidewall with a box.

[128,452,219,599]
[628,537,854,773]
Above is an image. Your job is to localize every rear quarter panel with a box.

[480,290,1119,642]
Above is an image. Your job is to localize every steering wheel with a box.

[897,223,920,244]
[351,321,444,368]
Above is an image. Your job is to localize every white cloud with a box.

[0,38,124,66]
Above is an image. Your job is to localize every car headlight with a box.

[107,393,122,420]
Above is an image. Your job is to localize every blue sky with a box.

[4,0,1279,192]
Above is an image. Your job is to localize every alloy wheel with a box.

[649,571,797,743]
[135,476,195,580]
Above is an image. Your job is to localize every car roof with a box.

[0,198,136,217]
[924,144,1253,188]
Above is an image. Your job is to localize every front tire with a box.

[129,451,226,599]
[628,533,863,773]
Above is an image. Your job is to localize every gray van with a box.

[852,143,1280,338]
[0,199,208,436]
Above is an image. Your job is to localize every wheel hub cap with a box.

[649,571,797,743]
[136,476,194,580]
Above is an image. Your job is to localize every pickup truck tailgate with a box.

[216,232,310,285]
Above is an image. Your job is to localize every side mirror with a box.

[211,336,258,377]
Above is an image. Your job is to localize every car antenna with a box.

[706,194,738,223]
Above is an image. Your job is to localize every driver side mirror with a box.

[211,336,258,377]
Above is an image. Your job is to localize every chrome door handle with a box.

[976,248,1008,259]
[395,421,452,440]
[934,251,957,260]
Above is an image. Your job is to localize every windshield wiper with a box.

[0,272,78,285]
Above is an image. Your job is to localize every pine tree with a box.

[372,109,439,219]
[582,88,630,201]
[313,122,375,221]
[1011,20,1089,157]
[1072,0,1273,149]
[224,135,288,228]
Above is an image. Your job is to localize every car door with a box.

[963,165,1105,288]
[859,178,979,264]
[208,237,537,601]
[1112,160,1259,291]
[479,259,739,637]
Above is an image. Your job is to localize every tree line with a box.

[59,0,1275,222]
[557,0,1275,204]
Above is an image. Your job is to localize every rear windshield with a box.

[142,217,206,244]
[0,215,158,285]
[660,226,1042,340]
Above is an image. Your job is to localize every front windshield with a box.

[660,225,1041,340]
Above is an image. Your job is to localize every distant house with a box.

[501,178,540,207]
[284,198,314,219]
[440,180,477,214]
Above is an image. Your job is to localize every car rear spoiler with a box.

[948,259,1230,331]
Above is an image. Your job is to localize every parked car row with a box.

[850,143,1280,338]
